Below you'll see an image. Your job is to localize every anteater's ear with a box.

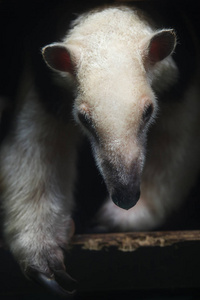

[144,29,176,66]
[42,43,76,74]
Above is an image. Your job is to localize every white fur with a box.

[65,7,199,229]
[97,80,200,230]
[0,87,79,273]
[1,5,200,280]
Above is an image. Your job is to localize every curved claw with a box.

[27,268,77,298]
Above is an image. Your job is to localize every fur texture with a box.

[0,4,200,291]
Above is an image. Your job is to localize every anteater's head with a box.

[42,7,177,210]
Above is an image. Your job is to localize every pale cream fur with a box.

[97,80,200,230]
[1,5,200,283]
[0,86,79,273]
[66,7,200,229]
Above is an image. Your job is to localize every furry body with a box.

[0,4,200,294]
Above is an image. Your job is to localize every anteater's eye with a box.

[77,112,99,141]
[142,104,153,123]
[77,112,92,130]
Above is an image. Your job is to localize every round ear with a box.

[146,29,177,65]
[42,43,74,73]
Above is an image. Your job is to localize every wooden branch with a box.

[71,230,200,251]
[65,231,200,292]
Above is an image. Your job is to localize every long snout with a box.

[101,157,142,210]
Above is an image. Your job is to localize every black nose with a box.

[111,186,140,210]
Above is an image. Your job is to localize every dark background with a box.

[0,1,200,299]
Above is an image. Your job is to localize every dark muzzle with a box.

[111,185,140,210]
